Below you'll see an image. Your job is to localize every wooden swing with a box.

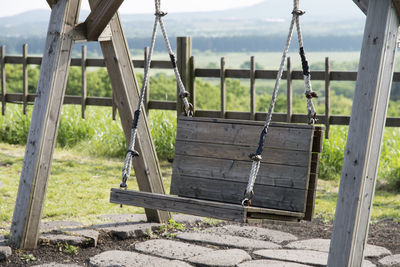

[110,0,323,222]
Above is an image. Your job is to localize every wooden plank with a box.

[81,45,87,119]
[9,0,81,249]
[328,1,399,266]
[171,175,307,212]
[220,57,226,118]
[172,155,310,189]
[353,0,369,14]
[91,0,170,223]
[325,57,331,139]
[84,0,124,41]
[312,130,324,153]
[111,188,246,222]
[287,57,292,123]
[22,44,28,115]
[250,56,256,120]
[176,118,314,151]
[175,141,311,167]
[225,69,250,78]
[47,0,57,8]
[1,46,5,115]
[148,100,176,110]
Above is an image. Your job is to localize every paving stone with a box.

[0,235,6,246]
[94,222,161,239]
[0,245,12,261]
[362,260,376,267]
[237,259,312,267]
[253,249,328,266]
[285,238,391,258]
[40,233,92,247]
[32,263,82,267]
[134,239,214,260]
[40,221,83,232]
[89,250,191,267]
[173,214,203,225]
[98,214,147,223]
[187,248,251,267]
[177,232,280,250]
[379,254,400,266]
[57,229,99,247]
[206,225,297,244]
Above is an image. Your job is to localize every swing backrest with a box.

[170,116,324,220]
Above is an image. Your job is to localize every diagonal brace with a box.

[84,0,124,41]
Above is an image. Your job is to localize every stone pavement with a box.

[0,214,398,266]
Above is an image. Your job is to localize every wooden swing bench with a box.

[111,116,324,223]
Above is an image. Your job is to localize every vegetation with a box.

[0,57,399,226]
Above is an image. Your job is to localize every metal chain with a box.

[120,0,193,190]
[242,0,318,206]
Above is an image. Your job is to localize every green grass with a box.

[1,142,399,230]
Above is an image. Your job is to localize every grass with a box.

[1,142,400,231]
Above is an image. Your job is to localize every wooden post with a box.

[328,1,399,266]
[176,36,192,116]
[220,57,226,118]
[144,46,150,115]
[81,45,87,119]
[189,55,196,111]
[1,46,5,115]
[112,91,117,120]
[286,57,292,123]
[325,57,330,139]
[250,56,256,120]
[23,44,28,115]
[9,0,81,249]
[90,0,170,223]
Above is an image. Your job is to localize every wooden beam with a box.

[89,0,170,223]
[353,0,368,14]
[328,0,399,266]
[47,0,57,8]
[84,0,124,41]
[9,0,81,249]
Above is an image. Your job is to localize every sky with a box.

[0,0,265,18]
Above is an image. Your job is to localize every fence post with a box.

[220,57,226,118]
[144,47,150,115]
[287,57,292,123]
[176,36,192,117]
[250,56,256,120]
[23,44,28,115]
[325,57,330,139]
[189,55,196,112]
[81,45,87,119]
[1,46,5,115]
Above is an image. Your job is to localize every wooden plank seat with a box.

[110,116,324,222]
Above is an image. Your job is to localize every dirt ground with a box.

[1,218,399,267]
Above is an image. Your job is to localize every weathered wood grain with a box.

[175,141,311,167]
[171,175,307,212]
[171,155,309,189]
[84,0,124,41]
[9,0,81,249]
[328,1,399,266]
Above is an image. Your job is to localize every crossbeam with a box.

[84,0,124,41]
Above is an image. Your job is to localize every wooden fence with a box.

[1,37,400,139]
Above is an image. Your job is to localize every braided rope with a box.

[242,0,318,205]
[120,0,192,189]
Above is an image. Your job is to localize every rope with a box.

[120,0,192,190]
[242,0,317,206]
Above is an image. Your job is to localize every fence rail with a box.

[1,37,400,140]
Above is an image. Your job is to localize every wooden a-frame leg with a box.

[89,0,171,223]
[9,0,82,249]
[328,0,399,266]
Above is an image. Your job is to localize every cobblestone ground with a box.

[0,214,397,267]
